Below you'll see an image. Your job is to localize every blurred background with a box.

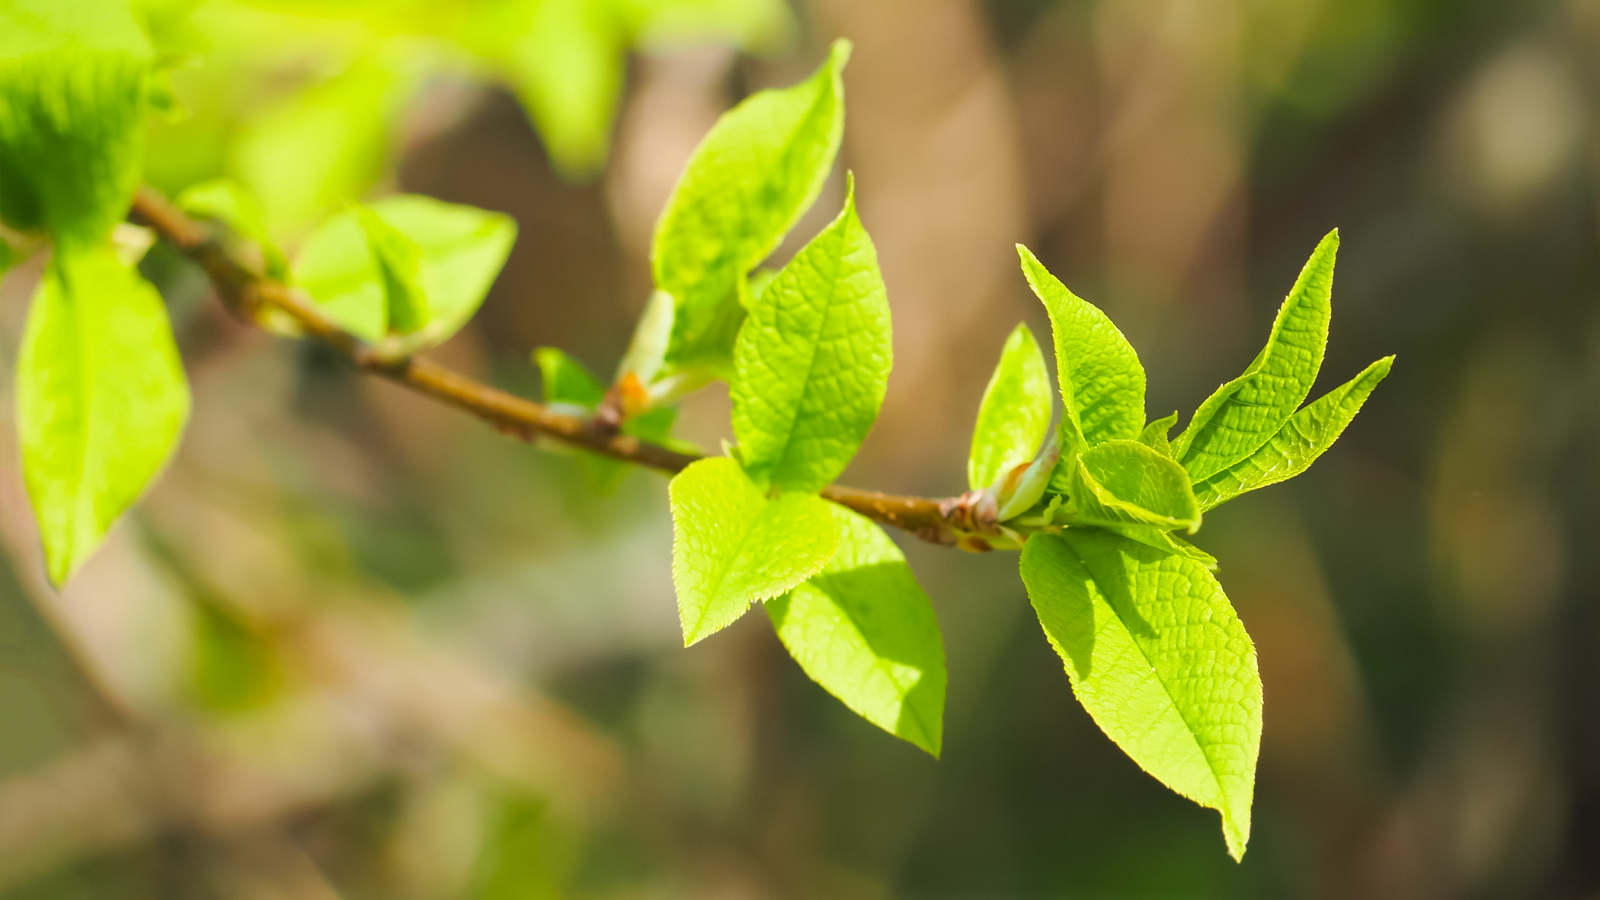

[2,0,1599,896]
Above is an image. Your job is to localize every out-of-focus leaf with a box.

[969,322,1052,492]
[730,181,890,494]
[16,246,190,584]
[467,791,581,900]
[0,0,152,245]
[190,595,280,712]
[768,504,946,756]
[1016,244,1145,455]
[1194,355,1393,511]
[1175,230,1337,483]
[622,0,793,51]
[669,457,838,646]
[176,177,287,278]
[232,54,419,236]
[292,194,515,348]
[495,0,621,179]
[355,204,428,334]
[1021,529,1261,861]
[653,39,848,376]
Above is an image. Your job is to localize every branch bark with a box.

[130,187,979,547]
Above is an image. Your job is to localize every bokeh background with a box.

[3,0,1600,896]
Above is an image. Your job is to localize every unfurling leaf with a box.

[1062,440,1201,533]
[1017,245,1145,452]
[669,458,838,646]
[768,505,946,756]
[17,247,190,584]
[1021,529,1261,861]
[1175,230,1337,483]
[1193,355,1393,511]
[1138,411,1178,458]
[731,178,891,494]
[653,39,849,376]
[293,195,516,350]
[969,322,1052,492]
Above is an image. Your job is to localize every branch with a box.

[130,187,983,547]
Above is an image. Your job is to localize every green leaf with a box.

[1016,245,1145,451]
[1064,440,1201,533]
[175,178,288,279]
[1193,356,1392,511]
[621,0,794,50]
[1174,230,1338,483]
[356,205,429,335]
[767,505,946,756]
[968,322,1052,492]
[16,246,190,584]
[996,426,1062,522]
[1138,411,1178,458]
[535,346,678,492]
[730,180,891,493]
[669,457,838,645]
[233,55,420,236]
[652,39,849,376]
[488,0,623,179]
[0,0,152,245]
[1021,529,1261,860]
[617,289,674,383]
[292,195,516,348]
[370,194,517,339]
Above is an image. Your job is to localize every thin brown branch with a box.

[130,186,977,546]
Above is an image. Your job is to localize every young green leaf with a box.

[233,55,420,235]
[1193,356,1393,511]
[1138,411,1178,458]
[1063,440,1201,533]
[1016,245,1145,450]
[0,0,152,246]
[768,505,946,756]
[484,0,623,178]
[535,347,677,492]
[175,178,288,280]
[653,39,849,375]
[292,195,516,349]
[969,322,1052,492]
[730,180,891,494]
[356,205,429,335]
[669,457,839,646]
[996,427,1062,522]
[1021,529,1261,861]
[1174,230,1337,483]
[16,247,190,584]
[617,289,674,384]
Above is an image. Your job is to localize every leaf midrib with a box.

[1067,536,1235,818]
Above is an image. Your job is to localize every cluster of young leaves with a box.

[619,41,1389,862]
[977,234,1392,859]
[0,0,526,583]
[142,0,791,238]
[0,0,1396,860]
